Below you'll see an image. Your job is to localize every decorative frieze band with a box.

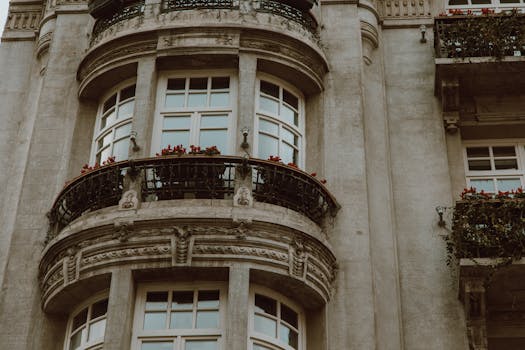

[380,0,431,18]
[4,10,41,32]
[40,221,337,310]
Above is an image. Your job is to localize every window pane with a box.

[283,90,298,109]
[141,341,173,350]
[120,85,136,101]
[103,94,117,113]
[471,0,491,4]
[470,179,495,193]
[448,0,468,4]
[279,324,298,349]
[198,290,220,308]
[168,78,186,91]
[258,134,279,160]
[172,291,194,310]
[163,116,191,129]
[188,93,207,107]
[117,100,134,119]
[196,311,219,328]
[497,178,522,191]
[185,340,218,350]
[91,299,108,319]
[281,144,296,165]
[115,123,132,139]
[468,159,491,171]
[494,159,518,170]
[281,304,298,328]
[254,314,277,337]
[253,345,273,350]
[146,292,169,310]
[190,77,208,90]
[73,308,88,330]
[199,130,227,151]
[165,94,185,108]
[501,0,520,3]
[112,139,129,161]
[88,318,106,341]
[466,147,490,158]
[101,111,115,130]
[282,128,298,146]
[169,311,193,329]
[493,146,516,157]
[261,81,279,98]
[97,133,112,151]
[210,92,229,107]
[260,96,279,115]
[98,147,111,165]
[162,131,190,149]
[259,119,279,135]
[281,105,298,126]
[69,328,85,350]
[201,115,228,129]
[211,76,229,89]
[255,295,277,315]
[144,312,167,330]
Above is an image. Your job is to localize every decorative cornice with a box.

[40,219,337,310]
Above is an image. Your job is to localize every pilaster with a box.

[225,265,250,350]
[236,53,257,156]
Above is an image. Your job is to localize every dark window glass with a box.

[261,81,279,98]
[283,90,298,109]
[198,290,220,308]
[468,159,491,171]
[211,77,229,90]
[281,304,298,328]
[495,159,518,170]
[190,78,208,90]
[120,85,136,101]
[471,0,491,4]
[168,78,186,91]
[72,308,88,330]
[91,299,108,319]
[146,292,169,310]
[255,294,277,316]
[466,147,489,158]
[172,291,194,310]
[493,146,516,157]
[103,94,117,113]
[448,0,468,4]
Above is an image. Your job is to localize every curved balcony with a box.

[48,155,339,236]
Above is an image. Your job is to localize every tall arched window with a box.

[66,295,109,350]
[92,83,135,163]
[255,76,304,167]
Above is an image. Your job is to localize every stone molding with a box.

[2,2,42,41]
[39,218,337,311]
[379,0,432,19]
[360,20,378,65]
[78,28,327,97]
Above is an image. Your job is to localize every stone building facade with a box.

[1,0,525,349]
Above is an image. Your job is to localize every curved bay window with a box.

[255,78,304,167]
[92,83,135,163]
[132,284,226,350]
[250,288,304,350]
[153,74,235,155]
[66,297,108,350]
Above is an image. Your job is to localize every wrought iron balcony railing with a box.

[447,197,525,261]
[92,1,145,39]
[434,12,525,59]
[48,156,340,234]
[256,0,317,33]
[162,0,238,12]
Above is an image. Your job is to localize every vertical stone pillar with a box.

[446,130,466,198]
[103,268,136,350]
[360,5,404,349]
[236,53,257,156]
[130,56,157,159]
[463,278,488,350]
[321,2,376,349]
[225,265,250,350]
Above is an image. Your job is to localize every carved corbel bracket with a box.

[113,219,135,242]
[172,226,193,265]
[360,20,379,65]
[441,78,461,134]
[463,278,488,350]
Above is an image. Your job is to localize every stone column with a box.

[225,265,250,350]
[236,53,257,156]
[130,56,157,158]
[360,3,404,349]
[321,1,376,349]
[103,268,136,350]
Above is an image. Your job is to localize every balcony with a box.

[434,12,525,118]
[48,155,339,236]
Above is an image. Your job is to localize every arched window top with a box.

[66,294,109,350]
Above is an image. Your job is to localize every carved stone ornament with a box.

[113,220,134,242]
[119,189,140,210]
[290,238,308,278]
[233,185,253,207]
[173,226,192,265]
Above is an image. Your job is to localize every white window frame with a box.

[463,140,525,193]
[131,282,227,350]
[254,74,305,168]
[248,285,306,350]
[90,79,136,164]
[151,71,237,156]
[64,292,109,350]
[446,0,525,13]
